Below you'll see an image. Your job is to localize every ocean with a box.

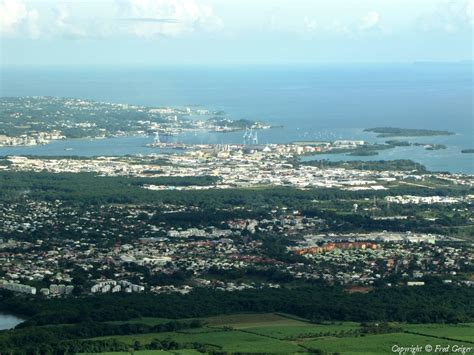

[0,64,472,173]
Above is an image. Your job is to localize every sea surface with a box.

[0,64,472,173]
[0,313,23,330]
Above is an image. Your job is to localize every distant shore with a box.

[364,127,454,138]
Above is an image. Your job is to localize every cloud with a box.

[417,0,474,33]
[117,18,179,23]
[115,0,223,38]
[50,3,87,39]
[329,20,351,35]
[303,16,317,33]
[0,0,27,33]
[0,0,221,39]
[26,7,39,38]
[0,0,40,38]
[359,11,380,31]
[465,0,474,24]
[321,17,375,38]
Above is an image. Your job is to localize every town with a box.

[1,201,472,297]
[0,147,472,299]
[0,97,269,146]
[2,0,473,351]
[3,142,473,191]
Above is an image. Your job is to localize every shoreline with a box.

[0,313,25,330]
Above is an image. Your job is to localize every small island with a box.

[424,144,447,151]
[295,141,397,157]
[347,150,378,156]
[461,149,474,154]
[301,159,427,172]
[365,127,454,137]
[385,140,447,150]
[385,140,411,147]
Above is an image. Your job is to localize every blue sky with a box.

[1,0,473,66]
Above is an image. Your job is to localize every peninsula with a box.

[0,97,269,147]
[364,127,454,137]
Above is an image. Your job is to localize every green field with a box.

[106,317,176,326]
[303,332,473,355]
[403,323,474,342]
[83,314,474,354]
[245,323,360,340]
[79,351,201,355]
[93,329,302,353]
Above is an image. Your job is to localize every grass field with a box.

[85,314,474,354]
[245,323,360,340]
[106,317,176,326]
[93,329,303,353]
[206,313,310,328]
[79,352,201,355]
[403,323,474,342]
[303,332,473,355]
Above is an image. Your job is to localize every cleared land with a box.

[85,313,474,354]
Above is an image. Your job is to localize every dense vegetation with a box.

[364,127,453,137]
[385,141,447,151]
[2,284,473,327]
[0,171,219,203]
[311,143,395,157]
[0,97,166,138]
[0,318,202,353]
[301,159,427,172]
[0,171,469,206]
[1,170,472,238]
[1,284,473,353]
[207,117,261,129]
[0,97,258,140]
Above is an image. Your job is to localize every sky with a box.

[0,0,473,66]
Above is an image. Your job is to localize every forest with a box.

[0,170,470,206]
[1,284,473,352]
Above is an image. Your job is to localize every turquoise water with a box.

[0,64,472,173]
[0,129,471,173]
[0,314,23,330]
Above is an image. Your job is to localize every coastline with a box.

[0,313,24,330]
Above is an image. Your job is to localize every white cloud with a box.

[303,16,317,33]
[467,0,474,25]
[115,0,223,38]
[0,0,222,39]
[51,3,87,38]
[359,10,380,31]
[329,20,351,35]
[26,7,39,38]
[262,14,278,32]
[53,4,68,28]
[0,0,26,33]
[0,0,40,38]
[417,0,474,33]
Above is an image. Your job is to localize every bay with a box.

[0,64,472,173]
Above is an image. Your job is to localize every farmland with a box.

[82,313,474,354]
